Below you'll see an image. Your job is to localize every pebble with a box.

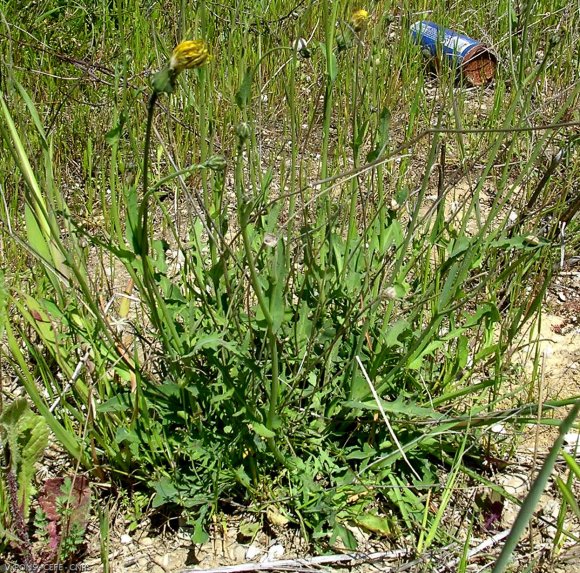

[245,544,263,560]
[557,291,567,302]
[120,534,132,545]
[232,544,247,562]
[265,544,284,561]
[139,536,154,547]
[563,432,580,458]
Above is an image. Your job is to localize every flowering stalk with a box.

[134,40,210,357]
[137,40,211,257]
[344,9,369,267]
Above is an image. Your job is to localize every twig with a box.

[180,549,408,573]
[310,121,580,190]
[49,348,91,413]
[355,355,421,481]
[436,529,511,572]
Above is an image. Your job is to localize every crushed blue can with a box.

[411,21,497,85]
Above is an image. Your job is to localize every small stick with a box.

[180,549,408,573]
[356,355,421,480]
[436,529,511,572]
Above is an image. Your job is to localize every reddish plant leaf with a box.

[36,475,92,561]
[38,478,64,522]
[47,521,59,552]
[67,476,91,530]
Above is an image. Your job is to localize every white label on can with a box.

[446,36,472,54]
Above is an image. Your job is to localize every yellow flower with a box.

[351,8,369,33]
[169,40,211,73]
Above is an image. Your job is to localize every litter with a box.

[411,20,497,85]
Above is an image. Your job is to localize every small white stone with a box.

[245,544,263,560]
[557,291,567,302]
[383,287,397,300]
[491,423,506,435]
[563,432,580,457]
[542,344,554,358]
[264,233,278,248]
[120,534,132,545]
[265,544,284,562]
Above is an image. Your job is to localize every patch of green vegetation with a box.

[0,0,578,563]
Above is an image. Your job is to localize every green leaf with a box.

[330,52,338,82]
[0,399,49,517]
[344,396,444,420]
[151,477,179,508]
[321,44,339,82]
[4,320,86,466]
[97,393,133,413]
[366,107,391,162]
[238,520,261,539]
[562,451,580,479]
[408,339,446,369]
[236,67,254,109]
[125,184,140,252]
[105,111,126,145]
[252,422,275,438]
[490,236,548,249]
[268,240,287,333]
[354,513,392,535]
[192,521,210,544]
[191,336,239,354]
[0,397,28,428]
[24,204,52,263]
[383,319,410,348]
[555,476,580,519]
[331,523,357,550]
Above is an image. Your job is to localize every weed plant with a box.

[0,0,579,559]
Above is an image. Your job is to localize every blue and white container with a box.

[411,21,497,85]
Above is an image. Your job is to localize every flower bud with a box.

[205,155,227,171]
[236,122,251,143]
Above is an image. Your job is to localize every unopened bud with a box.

[236,122,251,143]
[205,155,227,171]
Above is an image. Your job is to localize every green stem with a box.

[235,140,285,466]
[136,91,182,354]
[320,1,340,215]
[517,0,535,87]
[138,92,158,257]
[344,40,362,276]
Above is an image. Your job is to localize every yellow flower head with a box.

[351,9,369,33]
[169,40,211,73]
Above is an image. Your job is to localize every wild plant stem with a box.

[320,2,339,218]
[136,91,181,354]
[138,91,158,258]
[234,146,284,464]
[344,40,362,275]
